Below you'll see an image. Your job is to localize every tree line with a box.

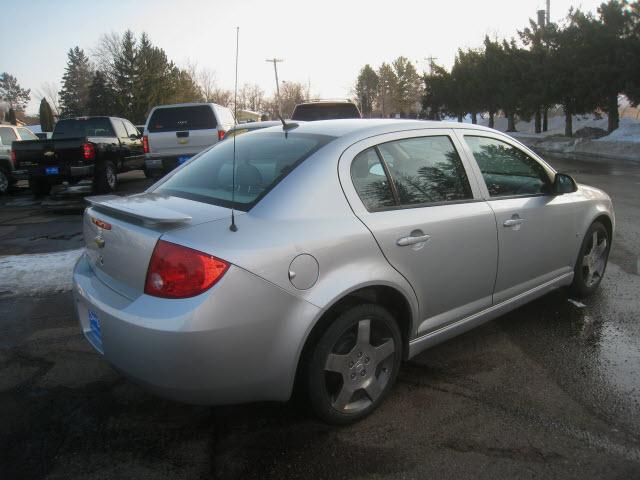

[356,0,640,136]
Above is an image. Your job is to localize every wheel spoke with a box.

[325,353,349,374]
[591,231,598,252]
[332,385,354,411]
[373,338,394,363]
[364,379,383,402]
[357,319,371,346]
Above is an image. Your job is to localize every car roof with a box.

[150,102,229,110]
[257,118,497,139]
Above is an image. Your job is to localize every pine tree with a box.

[0,73,31,112]
[113,30,137,118]
[392,57,422,118]
[39,98,55,131]
[355,65,379,118]
[59,47,93,118]
[376,63,397,117]
[87,71,116,115]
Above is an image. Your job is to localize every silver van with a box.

[143,103,235,176]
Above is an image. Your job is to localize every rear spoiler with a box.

[85,195,192,225]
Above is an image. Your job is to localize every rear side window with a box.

[377,136,473,206]
[215,107,235,126]
[53,118,115,139]
[0,127,17,145]
[351,148,395,210]
[113,120,128,138]
[155,132,334,210]
[464,136,551,197]
[18,128,38,140]
[148,105,217,132]
[123,120,139,137]
[291,103,361,121]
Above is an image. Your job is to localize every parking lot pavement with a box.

[1,157,639,479]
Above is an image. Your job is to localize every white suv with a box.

[143,103,235,176]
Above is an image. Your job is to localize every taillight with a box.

[82,142,95,161]
[10,149,16,167]
[143,135,149,153]
[144,240,229,298]
[218,130,226,141]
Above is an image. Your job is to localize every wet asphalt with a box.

[0,155,639,479]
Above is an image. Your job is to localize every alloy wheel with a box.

[582,230,608,287]
[323,318,395,413]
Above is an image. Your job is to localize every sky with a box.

[1,0,605,114]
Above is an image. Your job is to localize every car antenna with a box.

[229,26,239,232]
[266,57,298,131]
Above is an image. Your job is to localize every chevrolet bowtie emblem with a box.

[178,139,187,144]
[44,151,55,157]
[94,235,105,248]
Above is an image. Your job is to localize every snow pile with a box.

[597,121,640,143]
[0,248,84,297]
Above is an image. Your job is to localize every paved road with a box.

[0,157,639,479]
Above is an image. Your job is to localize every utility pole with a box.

[426,56,438,75]
[265,58,284,120]
[546,0,551,25]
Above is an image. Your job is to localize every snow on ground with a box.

[0,248,84,297]
[596,121,640,143]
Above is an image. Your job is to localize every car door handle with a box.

[503,217,524,227]
[397,234,431,246]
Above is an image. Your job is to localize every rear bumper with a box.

[24,163,94,181]
[72,253,320,405]
[145,153,195,172]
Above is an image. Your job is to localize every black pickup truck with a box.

[12,116,145,196]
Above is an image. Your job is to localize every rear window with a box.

[0,127,17,145]
[291,103,361,121]
[155,132,334,210]
[53,118,115,139]
[148,105,217,132]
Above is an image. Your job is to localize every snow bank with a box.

[0,248,84,297]
[597,121,640,143]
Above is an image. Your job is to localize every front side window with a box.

[377,136,473,206]
[464,136,551,197]
[351,148,395,211]
[0,127,18,145]
[155,132,333,210]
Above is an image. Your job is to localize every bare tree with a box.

[91,32,122,76]
[197,67,218,102]
[238,83,265,112]
[37,81,61,116]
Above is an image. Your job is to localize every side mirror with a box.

[553,173,578,195]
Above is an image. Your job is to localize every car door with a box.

[457,131,577,303]
[112,119,135,171]
[122,120,144,168]
[339,129,498,336]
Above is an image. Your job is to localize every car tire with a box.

[29,177,51,197]
[307,303,402,425]
[570,221,610,297]
[0,168,9,195]
[142,166,155,178]
[94,161,118,193]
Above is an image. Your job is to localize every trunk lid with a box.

[83,192,233,298]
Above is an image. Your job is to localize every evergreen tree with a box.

[39,98,55,131]
[0,73,31,112]
[87,70,116,115]
[59,47,92,118]
[376,63,397,117]
[4,108,17,125]
[392,57,422,118]
[355,65,379,118]
[113,30,137,118]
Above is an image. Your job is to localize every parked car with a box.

[12,116,144,196]
[0,124,38,194]
[143,102,235,176]
[74,119,613,424]
[290,100,361,121]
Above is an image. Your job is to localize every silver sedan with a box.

[73,120,614,424]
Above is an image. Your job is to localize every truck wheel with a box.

[94,161,118,193]
[0,169,8,195]
[307,304,402,424]
[143,166,156,179]
[29,177,51,197]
